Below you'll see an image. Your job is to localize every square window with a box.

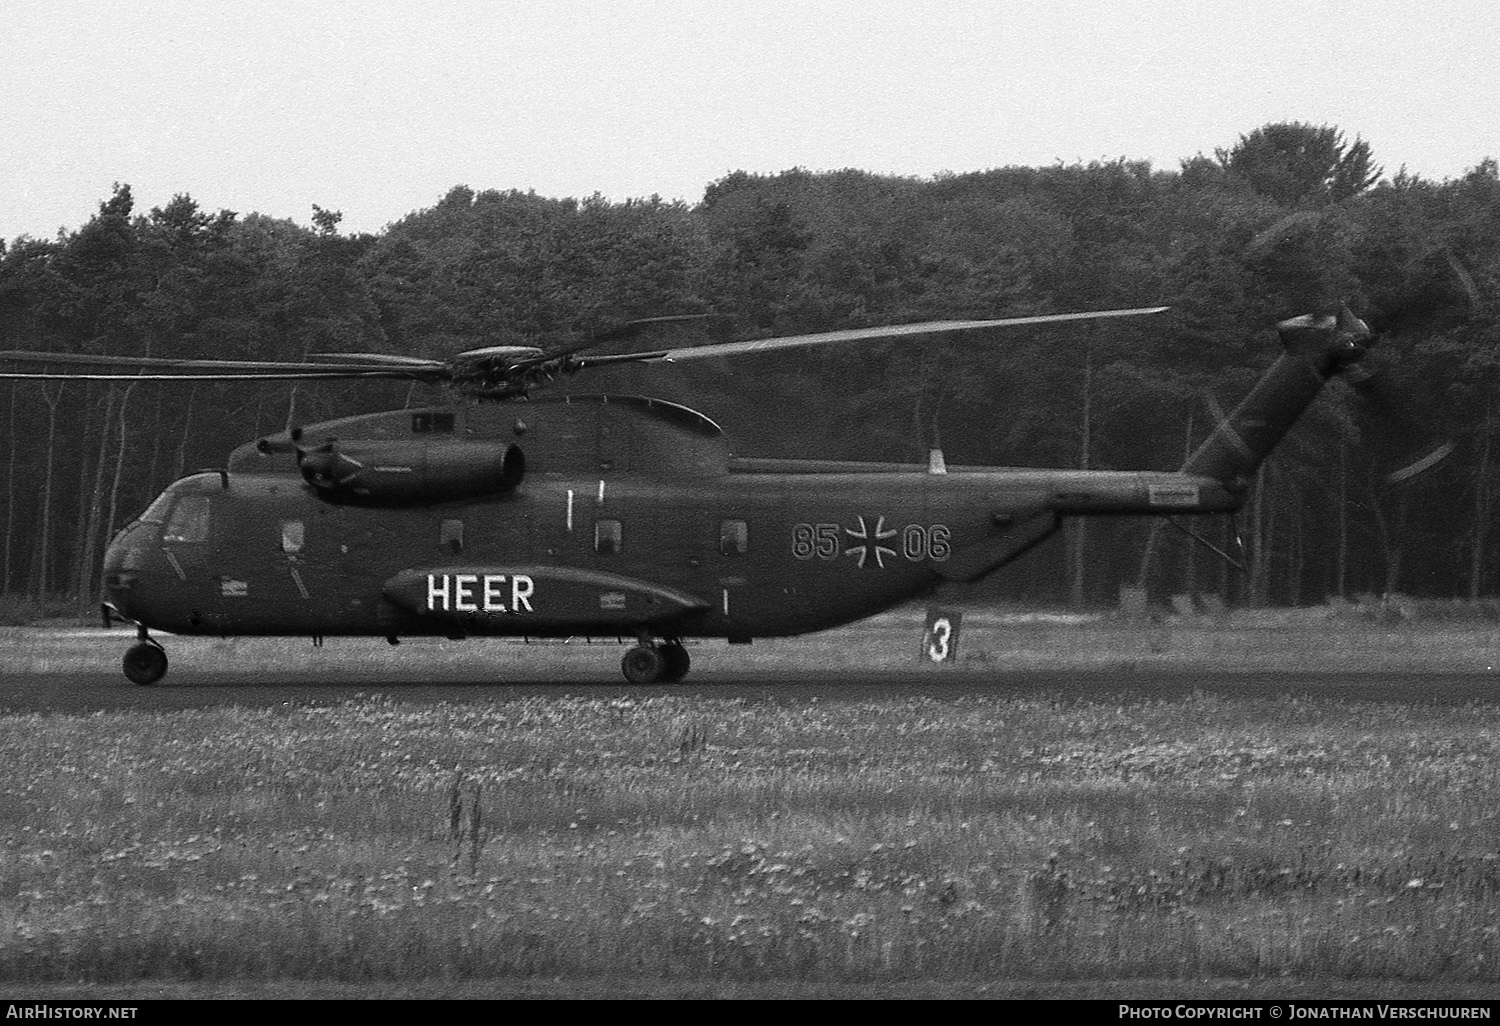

[162,495,210,543]
[594,519,622,555]
[280,520,305,554]
[720,519,748,556]
[440,519,464,554]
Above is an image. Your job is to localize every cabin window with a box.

[412,411,455,434]
[594,519,622,555]
[162,495,210,543]
[440,519,464,554]
[720,519,749,556]
[280,520,305,554]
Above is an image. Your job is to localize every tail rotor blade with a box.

[1386,439,1455,485]
[1345,355,1455,485]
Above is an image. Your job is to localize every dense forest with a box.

[2,122,1497,611]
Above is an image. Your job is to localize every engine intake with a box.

[298,440,525,506]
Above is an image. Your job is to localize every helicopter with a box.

[0,303,1383,685]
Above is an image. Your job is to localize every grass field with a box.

[2,610,1500,998]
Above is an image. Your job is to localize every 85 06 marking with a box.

[791,521,951,566]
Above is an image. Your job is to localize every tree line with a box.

[2,122,1497,609]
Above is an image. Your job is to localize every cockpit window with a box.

[141,474,222,525]
[138,491,175,524]
[162,495,210,543]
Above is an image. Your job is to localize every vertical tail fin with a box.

[1181,308,1369,484]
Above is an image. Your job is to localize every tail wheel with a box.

[621,644,665,685]
[660,642,690,683]
[123,641,167,686]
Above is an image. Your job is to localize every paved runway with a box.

[0,665,1495,714]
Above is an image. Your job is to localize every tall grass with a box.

[0,687,1498,985]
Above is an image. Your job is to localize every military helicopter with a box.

[0,304,1381,685]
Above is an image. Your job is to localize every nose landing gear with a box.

[122,629,167,686]
[620,639,690,684]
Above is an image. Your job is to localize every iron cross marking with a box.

[845,515,898,569]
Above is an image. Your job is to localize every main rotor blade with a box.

[576,314,717,349]
[307,352,451,368]
[0,349,449,376]
[0,349,452,384]
[0,369,438,382]
[503,314,721,370]
[574,306,1169,368]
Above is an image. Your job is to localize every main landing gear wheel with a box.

[621,644,665,685]
[123,641,167,686]
[621,641,692,684]
[660,642,690,683]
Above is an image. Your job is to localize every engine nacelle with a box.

[298,440,525,506]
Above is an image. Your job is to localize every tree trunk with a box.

[146,398,165,496]
[1290,491,1306,606]
[1468,409,1493,599]
[1335,447,1349,600]
[173,385,198,478]
[1181,413,1198,600]
[1134,521,1166,597]
[1135,410,1196,598]
[1367,481,1406,597]
[1221,516,1234,603]
[1247,465,1271,606]
[69,385,103,597]
[2,382,15,593]
[1069,332,1093,607]
[74,388,120,601]
[104,385,137,544]
[27,384,63,601]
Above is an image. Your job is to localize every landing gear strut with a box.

[620,639,690,684]
[123,632,168,686]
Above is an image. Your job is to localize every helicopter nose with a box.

[102,521,151,617]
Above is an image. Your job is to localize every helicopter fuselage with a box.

[101,394,1239,652]
[98,308,1368,684]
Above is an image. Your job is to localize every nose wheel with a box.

[123,638,168,686]
[620,640,690,684]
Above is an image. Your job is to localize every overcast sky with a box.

[3,0,1495,241]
